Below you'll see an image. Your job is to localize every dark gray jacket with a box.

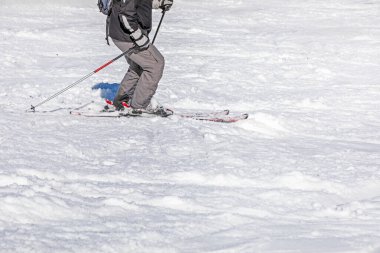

[109,0,153,42]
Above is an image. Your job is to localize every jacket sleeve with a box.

[119,0,139,33]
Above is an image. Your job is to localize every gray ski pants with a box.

[112,39,165,109]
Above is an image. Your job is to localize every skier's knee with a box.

[153,57,165,80]
[157,56,165,73]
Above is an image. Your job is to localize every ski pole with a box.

[152,10,166,44]
[29,47,136,112]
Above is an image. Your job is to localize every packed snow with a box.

[1,0,380,252]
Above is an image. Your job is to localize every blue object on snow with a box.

[92,82,119,101]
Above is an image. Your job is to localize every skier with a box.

[108,0,173,115]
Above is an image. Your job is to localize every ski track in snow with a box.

[1,0,380,252]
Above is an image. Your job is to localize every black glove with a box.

[130,29,150,51]
[153,0,173,11]
[161,0,173,11]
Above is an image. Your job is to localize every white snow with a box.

[1,0,380,252]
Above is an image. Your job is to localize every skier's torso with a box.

[109,0,153,42]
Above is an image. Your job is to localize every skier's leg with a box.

[127,45,165,109]
[112,40,142,107]
[112,39,165,109]
[113,60,142,104]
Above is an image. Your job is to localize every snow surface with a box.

[1,0,380,252]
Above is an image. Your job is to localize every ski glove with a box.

[130,29,150,51]
[152,0,173,11]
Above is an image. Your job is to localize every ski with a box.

[71,109,248,123]
[185,113,249,123]
[177,110,249,123]
[178,109,230,118]
[28,101,95,114]
[69,100,248,123]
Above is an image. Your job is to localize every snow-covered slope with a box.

[1,0,380,252]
